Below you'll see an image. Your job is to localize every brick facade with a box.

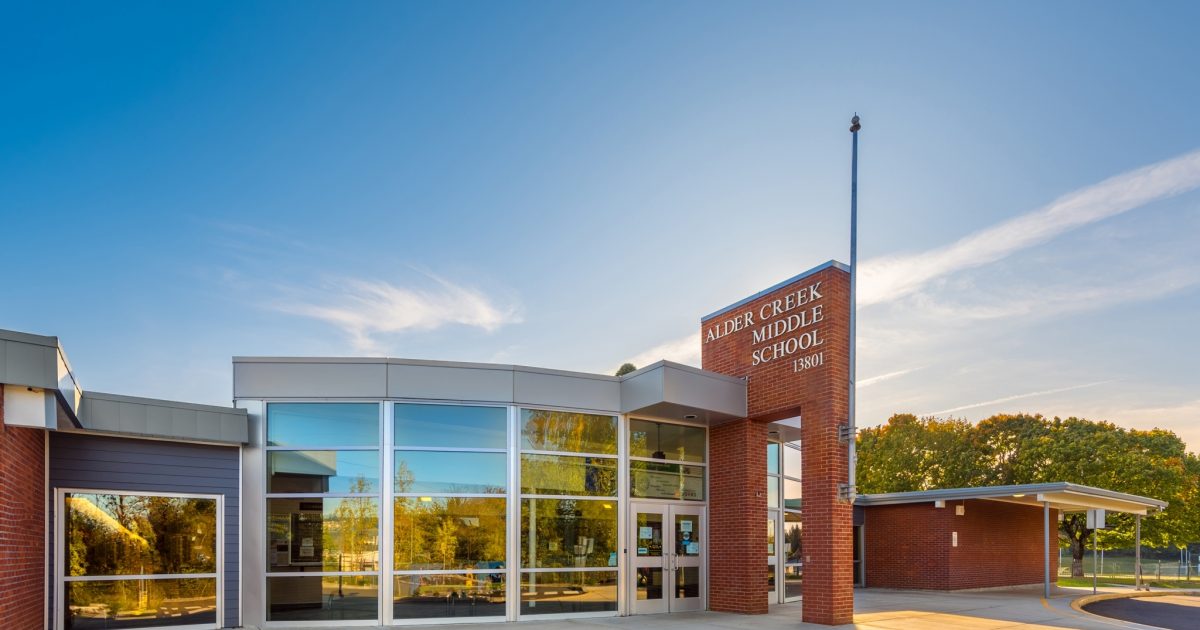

[864,500,1059,590]
[702,263,854,624]
[0,386,48,630]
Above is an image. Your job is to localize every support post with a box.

[1043,501,1050,599]
[1135,515,1143,590]
[1092,529,1098,594]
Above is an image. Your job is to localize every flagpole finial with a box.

[849,114,861,133]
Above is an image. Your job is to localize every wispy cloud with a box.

[858,367,922,388]
[922,380,1113,417]
[859,148,1200,306]
[621,332,701,371]
[273,275,521,353]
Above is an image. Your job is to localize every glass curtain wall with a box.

[62,492,219,629]
[766,442,781,600]
[628,419,706,501]
[519,409,619,616]
[392,403,509,620]
[782,441,803,601]
[265,403,382,622]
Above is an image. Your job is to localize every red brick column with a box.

[708,418,769,613]
[702,262,854,625]
[0,386,48,630]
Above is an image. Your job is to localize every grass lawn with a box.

[1058,576,1199,589]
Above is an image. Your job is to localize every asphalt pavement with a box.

[1083,595,1200,630]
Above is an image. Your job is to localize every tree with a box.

[615,363,637,377]
[856,414,987,493]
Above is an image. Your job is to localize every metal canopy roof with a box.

[856,482,1167,515]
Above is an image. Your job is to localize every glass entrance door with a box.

[630,503,705,614]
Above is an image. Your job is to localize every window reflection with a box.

[783,443,802,477]
[630,461,705,501]
[395,451,506,494]
[629,420,705,462]
[267,498,379,572]
[519,571,617,615]
[784,513,803,564]
[267,403,380,447]
[521,410,617,454]
[269,450,379,494]
[784,478,802,510]
[65,494,217,577]
[66,578,216,629]
[521,454,616,497]
[520,499,617,569]
[395,404,507,449]
[393,574,506,618]
[393,498,506,570]
[767,443,780,474]
[267,576,379,621]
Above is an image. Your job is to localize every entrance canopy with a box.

[855,482,1167,515]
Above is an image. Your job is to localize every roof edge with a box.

[701,260,850,322]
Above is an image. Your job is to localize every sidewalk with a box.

[265,587,1154,630]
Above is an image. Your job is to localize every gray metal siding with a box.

[49,432,240,629]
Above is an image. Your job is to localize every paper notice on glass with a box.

[302,538,314,547]
[686,542,699,555]
[639,526,653,539]
[680,520,693,533]
[299,545,314,558]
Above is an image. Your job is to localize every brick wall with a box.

[702,263,854,624]
[864,500,1059,590]
[708,418,768,613]
[0,385,48,630]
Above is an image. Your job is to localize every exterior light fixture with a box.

[1012,494,1026,498]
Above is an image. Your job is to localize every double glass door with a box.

[630,503,704,614]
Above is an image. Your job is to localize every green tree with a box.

[615,363,638,377]
[856,414,986,493]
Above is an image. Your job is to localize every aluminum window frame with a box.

[261,400,385,628]
[516,406,622,621]
[388,400,513,626]
[56,488,225,630]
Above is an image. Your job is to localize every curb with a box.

[1069,590,1200,628]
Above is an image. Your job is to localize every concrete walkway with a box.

[266,588,1157,630]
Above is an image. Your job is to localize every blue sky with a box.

[3,2,1198,450]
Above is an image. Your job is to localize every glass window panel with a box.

[767,442,780,474]
[396,451,506,494]
[634,511,663,557]
[267,403,379,447]
[519,571,617,615]
[521,409,616,454]
[767,518,776,556]
[767,564,776,590]
[267,576,379,622]
[784,565,803,599]
[674,514,700,557]
[66,578,216,628]
[767,476,779,508]
[269,450,379,494]
[520,498,617,569]
[783,443,802,477]
[630,461,705,501]
[674,566,701,599]
[267,498,379,572]
[629,419,706,462]
[393,498,506,570]
[395,404,507,449]
[521,454,616,497]
[393,573,506,619]
[784,513,803,564]
[64,494,217,577]
[636,567,663,600]
[784,478,803,511]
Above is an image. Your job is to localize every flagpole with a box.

[848,114,861,498]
